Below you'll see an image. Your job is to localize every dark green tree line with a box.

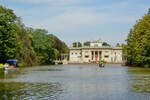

[0,6,21,63]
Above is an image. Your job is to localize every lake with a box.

[0,64,150,100]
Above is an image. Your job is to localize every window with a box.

[95,51,98,55]
[85,55,89,58]
[92,51,94,60]
[105,55,109,58]
[92,51,94,55]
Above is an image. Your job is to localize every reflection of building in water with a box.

[69,40,122,63]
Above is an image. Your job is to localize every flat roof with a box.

[69,46,122,50]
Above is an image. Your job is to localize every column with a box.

[91,51,93,61]
[101,51,103,60]
[98,51,99,61]
[99,51,101,60]
[81,50,84,63]
[93,51,95,61]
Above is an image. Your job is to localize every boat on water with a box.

[4,59,19,70]
[4,67,19,70]
[99,63,105,67]
[98,60,105,68]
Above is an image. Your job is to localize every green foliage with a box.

[49,48,59,63]
[27,28,68,65]
[0,5,38,66]
[15,18,38,66]
[18,62,25,67]
[100,59,106,63]
[0,64,4,68]
[102,42,111,47]
[0,6,68,66]
[0,6,20,63]
[125,9,150,67]
[116,43,121,47]
[84,41,90,46]
[73,42,82,47]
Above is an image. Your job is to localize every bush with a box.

[58,62,63,65]
[144,64,149,68]
[101,60,106,63]
[18,62,25,67]
[0,64,4,68]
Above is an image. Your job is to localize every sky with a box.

[1,0,150,46]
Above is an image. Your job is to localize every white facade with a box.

[69,41,123,63]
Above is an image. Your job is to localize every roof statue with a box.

[90,38,102,43]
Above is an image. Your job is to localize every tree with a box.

[84,41,90,46]
[148,8,150,14]
[0,6,20,63]
[49,48,59,62]
[125,9,150,67]
[15,18,38,66]
[29,28,68,64]
[102,42,111,47]
[116,43,121,47]
[72,42,82,47]
[0,6,68,66]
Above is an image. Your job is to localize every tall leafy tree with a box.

[0,6,68,66]
[28,28,68,64]
[0,6,20,63]
[15,18,38,66]
[125,9,150,67]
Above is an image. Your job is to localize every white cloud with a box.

[7,0,150,45]
[25,9,137,33]
[9,0,90,5]
[27,11,108,32]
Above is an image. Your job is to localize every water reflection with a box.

[0,65,150,100]
[127,67,150,93]
[0,69,5,79]
[0,82,63,100]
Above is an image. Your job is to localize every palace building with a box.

[69,40,123,64]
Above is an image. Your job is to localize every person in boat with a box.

[99,61,102,67]
[101,62,104,67]
[99,60,105,67]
